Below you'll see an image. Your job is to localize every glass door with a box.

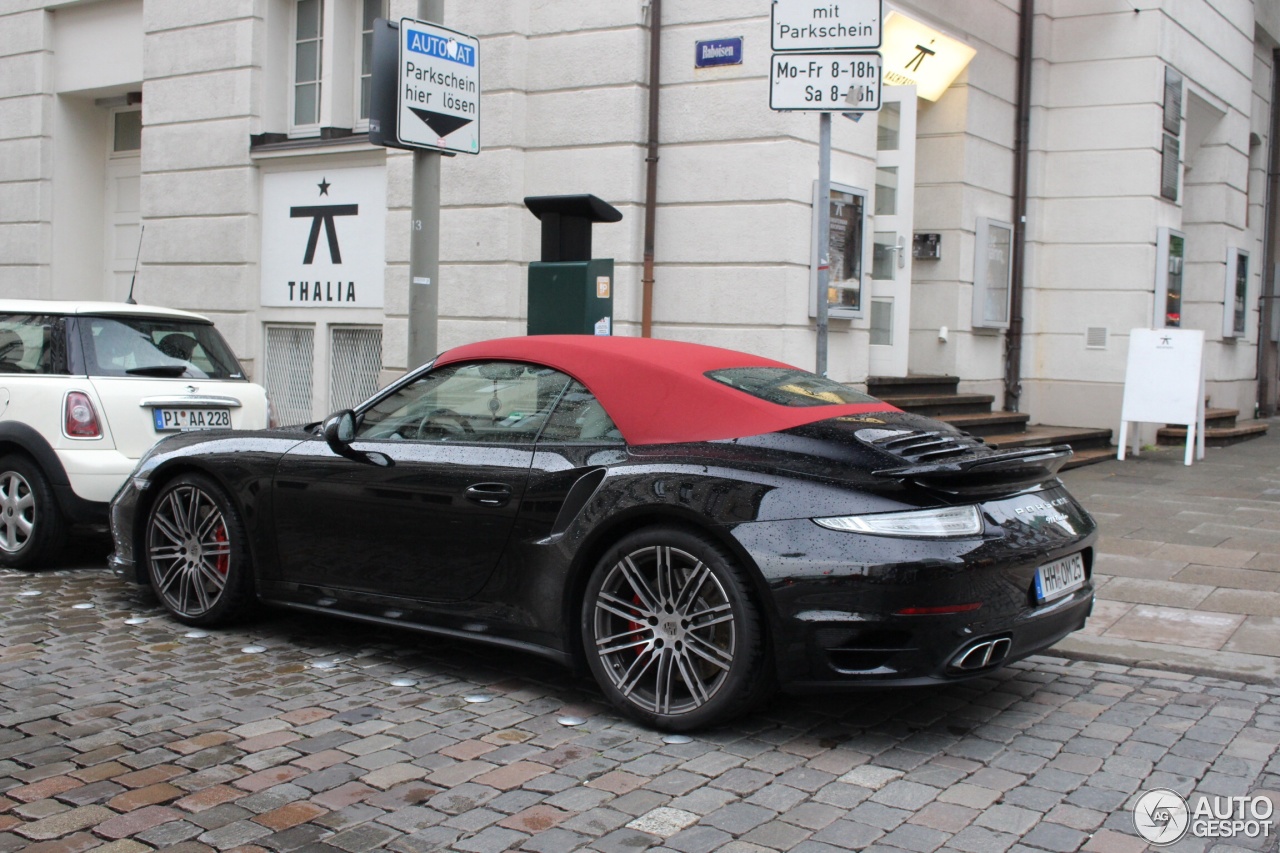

[868,86,917,377]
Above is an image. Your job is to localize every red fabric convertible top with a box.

[436,336,898,446]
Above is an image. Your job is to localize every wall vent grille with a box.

[330,326,383,412]
[264,325,315,425]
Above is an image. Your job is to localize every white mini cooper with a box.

[0,300,270,568]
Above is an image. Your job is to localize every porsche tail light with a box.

[813,505,982,538]
[65,391,101,438]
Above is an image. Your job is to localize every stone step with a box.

[1060,447,1118,470]
[1163,407,1239,430]
[865,374,960,398]
[981,425,1114,453]
[1156,419,1269,448]
[938,410,1031,437]
[982,425,1115,470]
[878,393,997,417]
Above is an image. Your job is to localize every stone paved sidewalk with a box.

[1058,423,1280,685]
[1,566,1279,852]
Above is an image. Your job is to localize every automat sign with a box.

[397,18,480,154]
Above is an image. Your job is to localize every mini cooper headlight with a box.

[814,505,983,537]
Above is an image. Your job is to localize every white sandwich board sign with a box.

[1117,328,1205,466]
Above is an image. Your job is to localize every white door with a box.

[868,86,917,377]
[104,156,141,301]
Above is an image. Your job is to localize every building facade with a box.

[1,0,1278,435]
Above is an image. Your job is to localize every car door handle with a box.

[465,483,512,507]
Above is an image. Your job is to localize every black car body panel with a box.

[111,399,1096,687]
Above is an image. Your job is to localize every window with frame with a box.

[811,181,867,318]
[1155,227,1185,328]
[972,218,1013,329]
[287,0,387,136]
[357,362,574,444]
[1224,248,1249,338]
[112,109,142,154]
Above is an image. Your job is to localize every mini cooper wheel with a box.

[0,454,65,570]
[144,473,253,626]
[582,526,771,730]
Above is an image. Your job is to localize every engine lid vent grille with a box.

[854,428,986,464]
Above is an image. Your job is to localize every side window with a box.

[0,314,64,375]
[539,381,624,443]
[356,361,571,444]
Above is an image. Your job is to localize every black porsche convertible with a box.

[110,335,1096,730]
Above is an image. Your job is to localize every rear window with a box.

[705,367,878,407]
[79,316,246,380]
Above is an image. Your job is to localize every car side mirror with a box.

[322,410,391,467]
[323,410,356,449]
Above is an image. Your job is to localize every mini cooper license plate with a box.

[1034,552,1085,603]
[153,408,231,431]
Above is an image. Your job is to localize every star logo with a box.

[318,178,331,196]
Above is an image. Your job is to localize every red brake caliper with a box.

[214,524,229,575]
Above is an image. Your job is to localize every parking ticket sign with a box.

[397,18,480,154]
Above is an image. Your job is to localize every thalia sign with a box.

[260,167,387,308]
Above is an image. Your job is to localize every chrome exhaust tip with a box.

[949,636,1012,672]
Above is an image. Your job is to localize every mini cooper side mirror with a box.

[322,410,391,467]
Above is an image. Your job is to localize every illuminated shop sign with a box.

[880,11,976,101]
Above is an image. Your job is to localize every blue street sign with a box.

[695,37,743,68]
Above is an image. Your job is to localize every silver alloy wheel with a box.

[0,470,35,554]
[592,544,737,715]
[147,484,232,618]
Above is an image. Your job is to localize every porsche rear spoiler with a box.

[872,445,1074,494]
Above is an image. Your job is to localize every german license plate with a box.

[1034,552,1085,603]
[153,408,230,431]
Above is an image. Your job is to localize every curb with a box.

[1049,635,1280,687]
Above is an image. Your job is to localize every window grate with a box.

[264,325,315,425]
[330,326,382,411]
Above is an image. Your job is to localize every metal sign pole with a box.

[408,0,445,368]
[816,111,831,376]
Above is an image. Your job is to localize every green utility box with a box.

[523,194,623,337]
[528,259,614,336]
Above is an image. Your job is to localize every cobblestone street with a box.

[2,553,1279,853]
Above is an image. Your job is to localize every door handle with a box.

[465,483,512,507]
[897,235,907,269]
